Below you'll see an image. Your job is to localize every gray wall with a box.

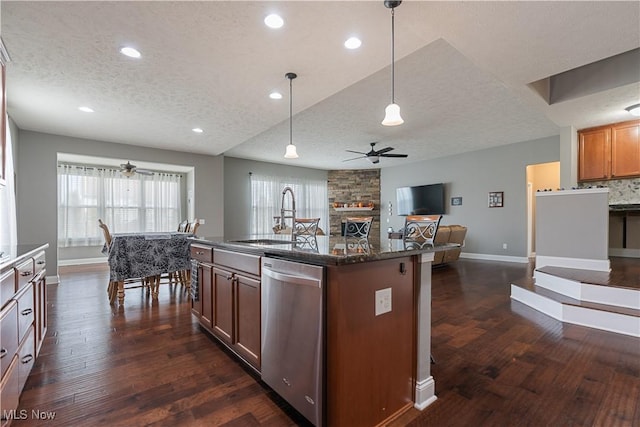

[381,136,560,258]
[223,156,328,237]
[16,130,224,277]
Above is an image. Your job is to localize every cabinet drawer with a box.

[191,244,213,263]
[0,300,18,379]
[17,325,35,394]
[214,249,260,276]
[0,269,15,311]
[15,258,34,292]
[33,251,46,276]
[15,283,35,344]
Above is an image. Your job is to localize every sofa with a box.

[433,225,467,265]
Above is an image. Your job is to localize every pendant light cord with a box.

[289,76,293,145]
[391,7,395,104]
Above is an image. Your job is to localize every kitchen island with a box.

[189,234,455,427]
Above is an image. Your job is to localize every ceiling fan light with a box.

[121,169,135,178]
[284,144,299,159]
[382,103,404,126]
[625,103,640,116]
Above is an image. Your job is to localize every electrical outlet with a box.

[375,288,392,316]
[502,243,508,249]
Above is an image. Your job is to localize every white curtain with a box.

[0,123,17,248]
[57,164,182,247]
[250,174,328,235]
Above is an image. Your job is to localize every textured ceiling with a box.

[2,1,639,170]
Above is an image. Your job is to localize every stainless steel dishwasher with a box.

[261,257,324,427]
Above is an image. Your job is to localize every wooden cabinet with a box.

[212,266,234,345]
[326,257,415,426]
[579,120,640,181]
[611,121,640,177]
[190,245,261,371]
[232,272,261,367]
[0,246,47,425]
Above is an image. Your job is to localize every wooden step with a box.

[533,270,640,310]
[510,278,640,337]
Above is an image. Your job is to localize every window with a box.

[250,174,328,235]
[58,164,183,247]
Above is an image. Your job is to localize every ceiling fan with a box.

[343,142,408,164]
[120,161,154,177]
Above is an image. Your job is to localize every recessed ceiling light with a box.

[78,106,94,113]
[344,37,362,50]
[269,92,283,100]
[264,14,284,29]
[192,128,204,133]
[625,103,640,116]
[120,46,141,58]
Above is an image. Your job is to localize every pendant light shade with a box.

[382,0,403,126]
[284,72,299,159]
[284,143,298,158]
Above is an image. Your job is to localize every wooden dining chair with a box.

[99,219,155,303]
[186,219,200,235]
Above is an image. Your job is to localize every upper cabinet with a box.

[579,119,640,181]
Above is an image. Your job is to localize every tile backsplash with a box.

[579,178,640,205]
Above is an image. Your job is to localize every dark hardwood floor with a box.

[13,258,640,426]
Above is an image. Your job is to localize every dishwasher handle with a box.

[262,267,321,288]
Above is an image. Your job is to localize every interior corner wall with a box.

[16,130,224,276]
[380,135,560,258]
[223,156,328,238]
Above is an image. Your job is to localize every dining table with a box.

[103,231,193,304]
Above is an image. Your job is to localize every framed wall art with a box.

[488,191,503,208]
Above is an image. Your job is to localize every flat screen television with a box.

[396,183,445,216]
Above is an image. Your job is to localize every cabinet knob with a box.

[196,251,204,255]
[21,354,34,364]
[21,308,33,316]
[0,348,7,358]
[37,260,45,265]
[21,271,32,277]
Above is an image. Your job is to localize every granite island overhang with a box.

[189,235,457,426]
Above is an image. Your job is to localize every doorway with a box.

[526,162,560,258]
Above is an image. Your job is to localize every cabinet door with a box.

[579,127,610,181]
[234,274,261,369]
[35,274,47,355]
[200,264,213,329]
[611,121,640,178]
[212,266,234,345]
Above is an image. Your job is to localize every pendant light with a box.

[382,0,404,126]
[284,72,299,159]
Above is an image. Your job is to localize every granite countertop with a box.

[0,243,49,271]
[191,235,457,265]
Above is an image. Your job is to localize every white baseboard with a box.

[414,376,437,410]
[46,274,60,284]
[535,255,610,272]
[460,252,529,264]
[58,258,107,267]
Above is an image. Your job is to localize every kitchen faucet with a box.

[276,186,296,237]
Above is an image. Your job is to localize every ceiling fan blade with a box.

[342,156,367,162]
[374,147,394,155]
[379,153,408,158]
[136,169,154,175]
[345,150,367,155]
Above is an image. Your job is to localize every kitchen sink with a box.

[231,238,295,245]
